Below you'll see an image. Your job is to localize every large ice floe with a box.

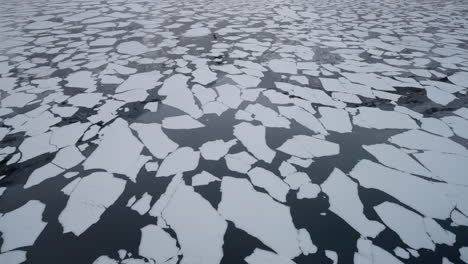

[1,0,468,263]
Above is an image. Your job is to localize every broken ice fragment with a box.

[192,171,220,186]
[117,41,148,55]
[278,135,339,159]
[234,122,275,163]
[84,118,144,179]
[218,177,301,258]
[322,168,384,238]
[0,200,47,252]
[162,115,205,129]
[375,202,435,250]
[59,172,126,236]
[200,139,237,161]
[162,184,226,264]
[130,123,178,159]
[139,225,179,263]
[156,147,200,177]
[245,249,297,264]
[247,167,289,202]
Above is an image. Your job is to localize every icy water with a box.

[1,0,468,263]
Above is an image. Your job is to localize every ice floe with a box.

[200,139,237,161]
[162,184,226,264]
[59,172,126,236]
[322,168,384,238]
[218,177,301,258]
[139,225,179,263]
[234,122,276,163]
[278,135,339,159]
[130,123,178,159]
[0,200,47,252]
[247,167,289,202]
[156,147,200,177]
[84,118,144,180]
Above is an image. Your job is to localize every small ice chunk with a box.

[319,107,352,133]
[268,59,297,74]
[298,228,317,255]
[421,118,453,137]
[0,77,16,91]
[224,151,257,173]
[297,182,320,199]
[62,178,81,196]
[245,249,296,264]
[414,151,468,185]
[115,71,162,93]
[279,161,296,177]
[245,104,290,128]
[454,108,468,120]
[192,171,220,186]
[89,38,116,46]
[234,123,275,163]
[218,177,301,258]
[442,116,468,139]
[451,210,468,227]
[162,184,227,264]
[394,247,409,259]
[139,225,179,263]
[52,146,85,169]
[130,123,178,159]
[200,139,237,160]
[50,122,90,149]
[0,200,47,252]
[375,202,435,250]
[144,102,159,112]
[229,74,261,88]
[145,161,159,172]
[183,27,211,37]
[322,168,384,238]
[389,129,467,156]
[425,86,456,105]
[117,41,148,55]
[149,174,183,218]
[423,217,456,246]
[67,93,103,108]
[325,250,338,264]
[284,172,310,190]
[353,107,418,129]
[59,172,126,236]
[159,74,203,118]
[156,147,200,177]
[247,167,289,202]
[1,93,36,108]
[19,132,57,162]
[25,21,61,29]
[216,84,242,109]
[278,106,327,135]
[448,72,468,88]
[363,144,431,177]
[84,119,144,179]
[24,163,64,188]
[66,71,96,90]
[320,78,346,92]
[460,247,468,263]
[350,160,454,219]
[131,193,152,215]
[193,66,217,85]
[278,135,339,159]
[162,115,205,129]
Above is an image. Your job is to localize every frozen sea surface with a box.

[1,0,468,263]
